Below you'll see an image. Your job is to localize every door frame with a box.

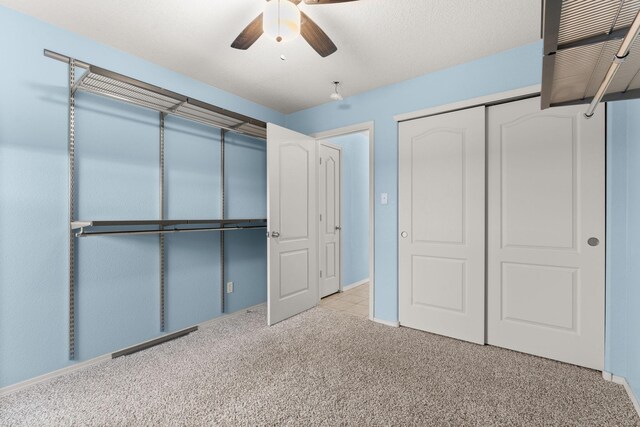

[394,85,542,122]
[313,122,375,320]
[318,141,343,297]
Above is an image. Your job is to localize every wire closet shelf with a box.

[541,0,640,110]
[45,49,267,140]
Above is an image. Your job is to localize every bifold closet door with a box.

[398,106,486,345]
[267,123,318,326]
[486,97,605,370]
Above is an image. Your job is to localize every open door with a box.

[267,123,318,325]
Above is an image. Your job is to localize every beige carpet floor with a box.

[1,306,638,426]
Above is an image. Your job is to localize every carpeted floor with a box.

[1,306,638,426]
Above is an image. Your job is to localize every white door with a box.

[399,106,486,344]
[267,123,318,325]
[486,97,605,370]
[319,143,341,298]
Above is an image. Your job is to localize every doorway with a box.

[266,122,375,324]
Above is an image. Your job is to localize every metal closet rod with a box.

[76,225,267,238]
[585,10,640,118]
[43,49,267,139]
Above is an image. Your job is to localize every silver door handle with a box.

[335,226,341,230]
[588,237,599,247]
[401,231,408,238]
[271,231,280,238]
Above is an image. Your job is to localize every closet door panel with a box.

[487,97,605,370]
[399,106,485,344]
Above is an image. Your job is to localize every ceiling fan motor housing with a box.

[264,0,301,43]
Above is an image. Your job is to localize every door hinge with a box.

[320,214,322,221]
[320,270,323,278]
[320,158,322,165]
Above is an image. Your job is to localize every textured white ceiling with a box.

[0,0,541,113]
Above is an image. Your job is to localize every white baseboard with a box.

[0,354,111,397]
[372,317,399,327]
[603,371,640,418]
[341,278,369,292]
[0,302,267,397]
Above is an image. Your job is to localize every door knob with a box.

[588,237,599,247]
[335,226,342,230]
[401,231,408,238]
[271,231,280,238]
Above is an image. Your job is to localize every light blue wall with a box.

[286,41,543,321]
[224,132,268,313]
[324,132,369,286]
[607,101,640,402]
[0,6,280,388]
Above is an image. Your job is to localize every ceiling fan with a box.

[231,0,359,57]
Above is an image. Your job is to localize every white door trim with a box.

[319,141,342,297]
[393,84,541,123]
[313,122,375,320]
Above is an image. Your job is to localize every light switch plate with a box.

[381,193,388,205]
[226,282,234,293]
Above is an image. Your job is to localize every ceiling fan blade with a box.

[303,0,358,4]
[231,13,263,50]
[300,11,337,57]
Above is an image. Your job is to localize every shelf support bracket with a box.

[68,59,77,360]
[71,69,90,95]
[159,112,166,332]
[220,129,226,314]
[168,101,185,113]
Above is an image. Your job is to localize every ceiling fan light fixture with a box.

[263,0,301,43]
[330,81,343,101]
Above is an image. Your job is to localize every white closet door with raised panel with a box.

[267,123,318,326]
[399,106,486,344]
[319,142,341,298]
[487,97,605,370]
